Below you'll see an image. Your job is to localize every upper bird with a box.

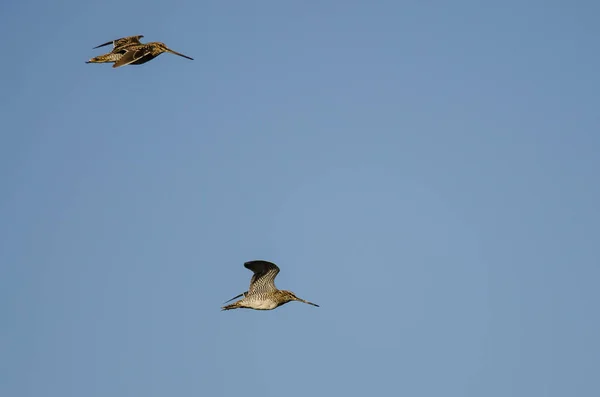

[222,260,320,311]
[86,35,194,68]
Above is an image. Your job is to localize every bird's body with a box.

[86,35,193,68]
[222,260,319,311]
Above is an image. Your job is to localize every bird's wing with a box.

[245,260,280,294]
[93,35,144,50]
[112,46,151,68]
[223,291,247,303]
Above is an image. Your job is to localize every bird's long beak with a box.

[166,48,194,60]
[295,297,319,307]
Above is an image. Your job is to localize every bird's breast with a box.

[245,299,278,310]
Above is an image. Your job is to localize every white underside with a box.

[243,300,278,310]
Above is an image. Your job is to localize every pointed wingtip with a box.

[223,292,245,304]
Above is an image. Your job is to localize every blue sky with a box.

[1,1,599,396]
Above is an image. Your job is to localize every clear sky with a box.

[1,1,599,396]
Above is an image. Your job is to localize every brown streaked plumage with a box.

[222,260,319,311]
[86,35,193,68]
[92,35,145,50]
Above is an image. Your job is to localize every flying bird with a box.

[86,35,193,68]
[222,260,320,311]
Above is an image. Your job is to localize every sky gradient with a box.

[1,1,599,396]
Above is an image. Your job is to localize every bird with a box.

[94,35,146,50]
[86,35,193,68]
[222,260,319,311]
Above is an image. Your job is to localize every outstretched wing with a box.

[93,35,144,50]
[112,46,152,68]
[245,260,280,294]
[223,291,247,304]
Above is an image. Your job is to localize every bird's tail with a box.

[221,302,241,311]
[86,52,122,64]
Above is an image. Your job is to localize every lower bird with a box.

[222,260,319,311]
[86,35,193,68]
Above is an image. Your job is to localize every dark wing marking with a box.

[245,260,280,294]
[93,40,115,49]
[112,46,152,68]
[113,35,144,49]
[93,35,144,50]
[223,292,247,304]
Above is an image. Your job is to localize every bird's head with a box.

[280,290,319,307]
